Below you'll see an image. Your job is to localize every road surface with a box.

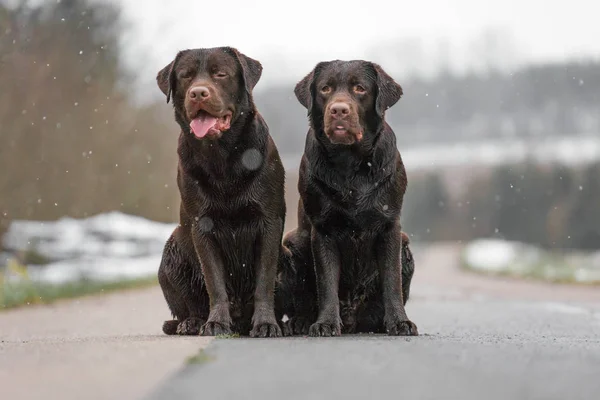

[0,286,211,400]
[2,244,599,400]
[148,300,600,400]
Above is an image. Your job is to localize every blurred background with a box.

[1,0,599,307]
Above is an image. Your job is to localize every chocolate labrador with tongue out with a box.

[156,47,286,337]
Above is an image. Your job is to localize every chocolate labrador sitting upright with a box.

[156,47,285,337]
[279,60,418,337]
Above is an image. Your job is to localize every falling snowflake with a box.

[198,217,214,232]
[241,148,263,171]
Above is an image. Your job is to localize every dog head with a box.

[157,47,262,140]
[295,60,402,145]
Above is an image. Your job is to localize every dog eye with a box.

[354,85,366,94]
[178,69,193,79]
[215,72,228,78]
[320,85,331,94]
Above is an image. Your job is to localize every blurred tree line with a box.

[0,0,180,239]
[1,0,599,251]
[402,161,600,250]
[260,61,600,154]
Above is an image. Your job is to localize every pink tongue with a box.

[190,115,217,138]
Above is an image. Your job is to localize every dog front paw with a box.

[309,320,341,337]
[200,320,232,336]
[250,321,282,338]
[385,319,418,336]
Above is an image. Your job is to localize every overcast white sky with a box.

[116,0,600,99]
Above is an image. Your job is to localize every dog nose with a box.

[330,102,350,117]
[189,86,210,101]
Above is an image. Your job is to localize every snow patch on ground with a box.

[2,212,176,284]
[461,239,522,273]
[462,239,600,284]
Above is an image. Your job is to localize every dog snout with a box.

[188,86,211,101]
[329,102,350,118]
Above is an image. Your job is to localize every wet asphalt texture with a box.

[147,299,600,400]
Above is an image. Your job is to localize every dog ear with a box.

[370,62,403,115]
[294,62,329,110]
[294,70,313,110]
[226,47,263,95]
[156,50,187,104]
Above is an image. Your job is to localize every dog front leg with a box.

[309,228,342,337]
[377,226,418,336]
[193,229,232,336]
[250,220,283,338]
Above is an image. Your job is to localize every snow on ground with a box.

[462,239,600,283]
[2,212,176,284]
[461,239,524,273]
[4,211,600,286]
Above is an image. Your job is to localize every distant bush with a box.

[402,161,600,250]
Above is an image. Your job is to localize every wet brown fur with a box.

[156,47,285,338]
[278,60,418,337]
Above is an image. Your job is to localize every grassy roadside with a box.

[460,258,600,284]
[1,276,158,310]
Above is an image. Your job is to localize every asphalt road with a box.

[3,244,600,400]
[0,286,212,400]
[146,298,600,400]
